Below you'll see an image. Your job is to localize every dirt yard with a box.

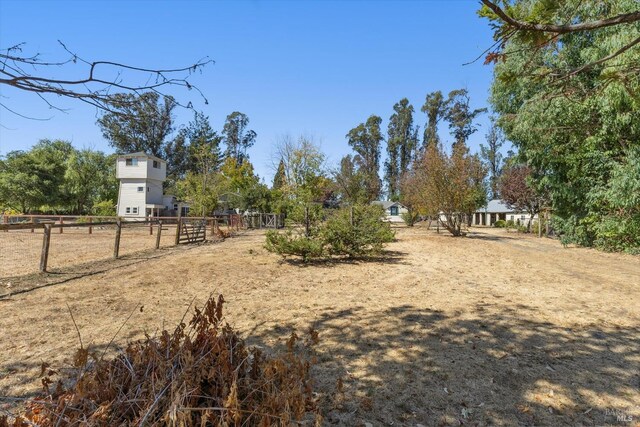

[1,226,638,426]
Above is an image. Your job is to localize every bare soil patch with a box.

[1,227,638,426]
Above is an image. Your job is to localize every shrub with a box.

[1,295,319,426]
[265,229,325,261]
[494,219,506,228]
[505,219,515,228]
[265,205,395,261]
[92,200,116,216]
[401,210,420,226]
[322,205,395,257]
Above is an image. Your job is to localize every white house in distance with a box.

[472,199,538,227]
[372,200,409,223]
[116,152,167,218]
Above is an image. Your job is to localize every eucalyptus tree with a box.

[346,115,384,202]
[222,112,257,165]
[421,91,446,149]
[480,118,505,199]
[484,0,640,250]
[386,98,419,199]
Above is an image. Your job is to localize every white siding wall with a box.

[146,180,164,205]
[117,180,147,217]
[116,156,147,179]
[146,159,166,181]
[116,155,167,181]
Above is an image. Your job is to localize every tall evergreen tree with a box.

[272,159,287,190]
[346,115,384,202]
[97,92,187,179]
[480,118,505,199]
[386,98,418,200]
[185,112,223,175]
[222,112,257,165]
[421,91,446,149]
[444,89,487,149]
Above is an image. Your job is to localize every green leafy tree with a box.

[222,112,257,165]
[175,112,224,215]
[271,134,330,214]
[97,92,187,179]
[483,0,640,250]
[63,149,117,214]
[386,98,419,199]
[592,148,640,253]
[346,115,384,202]
[333,155,369,205]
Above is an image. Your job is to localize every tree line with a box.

[0,92,266,216]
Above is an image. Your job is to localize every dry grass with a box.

[0,225,179,278]
[1,227,639,426]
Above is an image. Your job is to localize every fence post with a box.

[88,216,93,234]
[31,215,35,233]
[155,220,163,249]
[175,218,182,245]
[202,218,207,241]
[150,220,153,236]
[59,216,64,234]
[39,223,52,273]
[114,220,122,259]
[304,206,310,237]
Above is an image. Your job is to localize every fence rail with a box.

[0,214,255,278]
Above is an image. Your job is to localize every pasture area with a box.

[0,224,179,278]
[1,227,638,426]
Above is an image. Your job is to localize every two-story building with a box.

[115,152,167,218]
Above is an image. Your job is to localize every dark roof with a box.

[476,199,514,213]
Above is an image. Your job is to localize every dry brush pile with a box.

[1,295,320,426]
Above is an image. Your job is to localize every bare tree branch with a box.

[0,41,213,118]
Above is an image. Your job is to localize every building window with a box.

[390,206,399,216]
[521,215,526,221]
[147,187,150,192]
[510,215,514,221]
[153,160,160,169]
[132,207,138,214]
[181,206,190,217]
[125,158,138,166]
[137,186,144,192]
[125,207,131,214]
[173,204,178,210]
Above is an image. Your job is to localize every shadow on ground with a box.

[280,250,410,268]
[247,304,640,426]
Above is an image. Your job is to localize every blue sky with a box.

[0,0,502,182]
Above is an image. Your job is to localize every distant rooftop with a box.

[476,199,513,213]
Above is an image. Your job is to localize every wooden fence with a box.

[0,214,247,274]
